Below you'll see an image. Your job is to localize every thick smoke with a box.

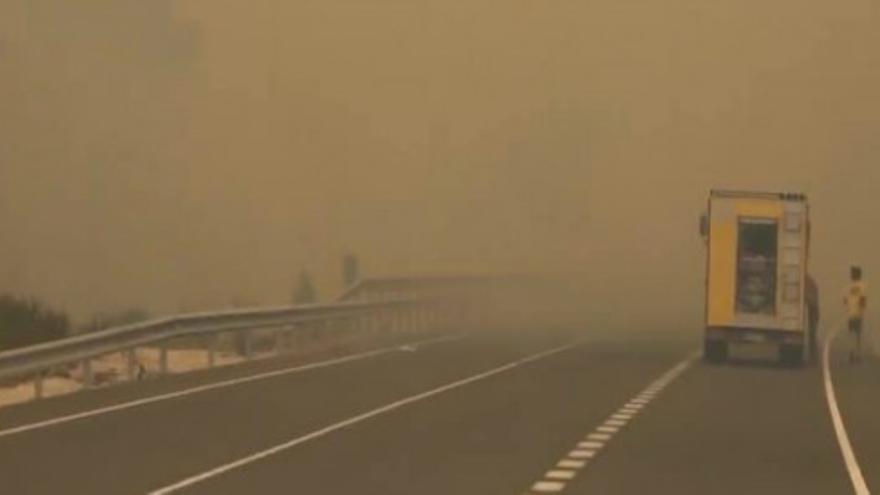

[1,1,877,331]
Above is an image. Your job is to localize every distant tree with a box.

[0,294,70,350]
[293,270,318,304]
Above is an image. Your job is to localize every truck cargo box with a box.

[701,190,810,364]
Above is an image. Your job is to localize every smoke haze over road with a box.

[1,0,877,327]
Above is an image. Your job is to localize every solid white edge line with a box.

[823,322,871,495]
[148,341,580,495]
[0,334,464,439]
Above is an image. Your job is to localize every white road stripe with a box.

[532,481,566,492]
[588,433,612,441]
[522,353,696,494]
[823,323,871,495]
[546,470,577,480]
[148,341,580,495]
[568,450,597,459]
[0,334,466,440]
[578,441,604,449]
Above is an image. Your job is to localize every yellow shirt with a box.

[845,281,867,319]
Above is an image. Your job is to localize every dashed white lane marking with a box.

[148,341,580,495]
[823,323,871,495]
[578,441,604,449]
[523,353,696,495]
[0,334,464,440]
[569,450,597,459]
[557,459,587,469]
[532,481,566,493]
[546,470,577,480]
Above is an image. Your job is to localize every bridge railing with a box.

[0,295,462,404]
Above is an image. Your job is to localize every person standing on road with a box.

[806,274,820,363]
[844,266,868,363]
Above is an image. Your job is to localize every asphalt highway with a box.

[0,326,874,495]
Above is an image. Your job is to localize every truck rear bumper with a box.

[705,326,804,345]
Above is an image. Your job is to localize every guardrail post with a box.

[126,348,137,381]
[389,310,397,334]
[416,306,426,333]
[366,312,375,335]
[410,306,418,333]
[159,345,168,374]
[370,312,379,335]
[207,334,217,368]
[433,305,441,331]
[403,308,410,333]
[397,308,406,333]
[275,327,285,354]
[400,308,410,333]
[242,331,253,360]
[83,359,94,388]
[350,315,360,335]
[290,323,300,348]
[34,370,45,400]
[388,310,397,334]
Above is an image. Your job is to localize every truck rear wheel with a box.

[704,340,728,364]
[779,345,804,367]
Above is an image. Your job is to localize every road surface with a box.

[0,326,875,494]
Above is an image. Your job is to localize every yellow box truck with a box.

[700,190,810,365]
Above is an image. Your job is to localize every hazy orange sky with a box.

[1,1,878,327]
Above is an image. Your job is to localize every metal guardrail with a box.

[0,295,459,403]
